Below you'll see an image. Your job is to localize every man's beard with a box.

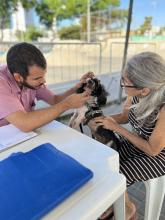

[21,80,43,90]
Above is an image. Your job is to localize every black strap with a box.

[79,123,84,133]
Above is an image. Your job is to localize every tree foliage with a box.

[110,9,128,28]
[35,2,54,28]
[158,26,165,35]
[24,25,43,41]
[0,0,17,40]
[90,0,120,11]
[19,0,37,9]
[58,25,81,39]
[35,0,120,28]
[80,8,128,34]
[0,0,37,40]
[138,16,152,35]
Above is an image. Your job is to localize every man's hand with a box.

[75,71,95,90]
[62,91,90,109]
[80,71,95,81]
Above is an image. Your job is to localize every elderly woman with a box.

[90,52,165,220]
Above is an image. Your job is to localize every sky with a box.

[120,0,165,28]
[59,0,165,29]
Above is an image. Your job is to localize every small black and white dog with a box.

[69,76,120,148]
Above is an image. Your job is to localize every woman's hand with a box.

[88,118,101,131]
[93,116,119,132]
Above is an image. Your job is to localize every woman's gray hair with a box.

[124,51,165,121]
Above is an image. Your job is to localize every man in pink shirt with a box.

[0,42,91,131]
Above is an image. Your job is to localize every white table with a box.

[0,121,126,220]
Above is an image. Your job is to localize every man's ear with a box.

[141,87,151,97]
[13,73,23,83]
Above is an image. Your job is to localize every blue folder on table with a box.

[0,143,93,220]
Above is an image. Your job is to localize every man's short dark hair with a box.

[7,42,47,79]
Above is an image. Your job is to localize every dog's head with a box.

[76,77,108,106]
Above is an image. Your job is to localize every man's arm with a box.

[95,106,165,156]
[47,72,95,105]
[48,86,77,105]
[5,92,89,132]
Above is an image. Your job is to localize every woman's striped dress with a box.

[117,96,165,186]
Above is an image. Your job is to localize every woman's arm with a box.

[88,96,131,132]
[110,96,132,124]
[94,106,165,156]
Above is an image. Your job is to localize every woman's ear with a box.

[13,73,23,83]
[141,87,151,97]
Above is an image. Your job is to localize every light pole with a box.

[52,5,66,40]
[87,0,91,42]
[118,0,134,103]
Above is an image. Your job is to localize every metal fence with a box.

[109,42,157,74]
[0,41,164,90]
[0,42,102,85]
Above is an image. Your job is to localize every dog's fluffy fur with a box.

[69,77,120,148]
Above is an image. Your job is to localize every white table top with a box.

[0,121,126,220]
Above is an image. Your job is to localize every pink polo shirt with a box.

[0,65,55,126]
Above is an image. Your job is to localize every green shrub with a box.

[24,25,43,41]
[58,25,81,40]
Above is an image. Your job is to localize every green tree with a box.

[35,2,55,28]
[110,9,128,28]
[0,0,37,41]
[24,25,43,41]
[80,8,128,33]
[158,26,165,35]
[138,16,152,35]
[0,0,16,41]
[36,0,66,29]
[20,0,36,9]
[58,25,81,39]
[35,0,120,29]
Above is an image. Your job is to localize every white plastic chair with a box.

[143,175,165,220]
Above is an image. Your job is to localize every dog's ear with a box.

[76,83,86,93]
[97,85,109,106]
